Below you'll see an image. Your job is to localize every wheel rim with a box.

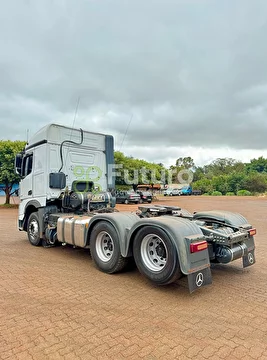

[29,219,39,242]
[95,231,114,262]
[140,234,168,272]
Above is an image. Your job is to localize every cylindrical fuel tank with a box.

[57,215,91,247]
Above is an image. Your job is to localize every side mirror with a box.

[15,153,23,176]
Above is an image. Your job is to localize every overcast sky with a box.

[1,0,267,167]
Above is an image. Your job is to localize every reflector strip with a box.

[249,228,256,236]
[190,241,208,253]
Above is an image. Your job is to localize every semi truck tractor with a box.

[15,123,256,293]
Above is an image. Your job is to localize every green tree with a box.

[243,173,267,193]
[114,151,168,188]
[175,156,195,169]
[0,140,26,204]
[246,156,267,173]
[211,175,229,195]
[203,158,244,177]
[227,173,246,194]
[193,178,213,194]
[193,166,205,181]
[169,157,195,183]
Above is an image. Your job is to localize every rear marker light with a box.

[248,228,256,236]
[190,241,208,253]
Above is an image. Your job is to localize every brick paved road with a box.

[1,196,267,359]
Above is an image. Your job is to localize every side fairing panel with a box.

[47,143,108,199]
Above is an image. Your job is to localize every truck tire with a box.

[133,226,182,285]
[90,221,128,274]
[27,212,42,246]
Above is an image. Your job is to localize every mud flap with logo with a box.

[187,267,212,293]
[243,249,256,268]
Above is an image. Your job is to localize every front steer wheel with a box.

[133,226,182,285]
[27,212,42,246]
[90,221,128,273]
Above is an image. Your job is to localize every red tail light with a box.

[248,228,256,236]
[190,241,208,253]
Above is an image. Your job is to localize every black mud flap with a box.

[187,267,212,293]
[243,249,256,268]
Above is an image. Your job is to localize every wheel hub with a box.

[29,220,39,241]
[155,244,166,258]
[96,231,114,262]
[141,234,168,272]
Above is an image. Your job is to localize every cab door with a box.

[19,153,33,201]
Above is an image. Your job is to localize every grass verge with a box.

[0,204,19,209]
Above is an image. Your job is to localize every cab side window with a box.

[22,154,33,177]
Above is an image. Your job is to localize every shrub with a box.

[226,192,235,196]
[237,190,251,196]
[211,191,222,196]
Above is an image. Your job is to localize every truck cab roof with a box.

[26,123,111,151]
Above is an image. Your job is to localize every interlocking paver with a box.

[1,196,267,359]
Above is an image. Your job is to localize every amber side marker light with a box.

[248,228,256,236]
[190,241,208,253]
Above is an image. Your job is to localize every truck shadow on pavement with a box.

[18,239,254,298]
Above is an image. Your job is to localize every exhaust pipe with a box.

[215,243,247,264]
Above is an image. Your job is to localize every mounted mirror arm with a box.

[15,152,23,176]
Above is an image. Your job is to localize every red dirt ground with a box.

[1,196,267,359]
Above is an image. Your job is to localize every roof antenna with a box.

[120,114,133,151]
[72,96,80,129]
[60,97,82,172]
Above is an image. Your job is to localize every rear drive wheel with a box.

[133,226,182,285]
[27,212,42,246]
[90,221,128,273]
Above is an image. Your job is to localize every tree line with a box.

[1,140,267,205]
[188,156,267,195]
[115,153,267,195]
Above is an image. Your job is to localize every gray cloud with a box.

[1,0,267,166]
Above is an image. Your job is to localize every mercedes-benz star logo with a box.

[248,253,254,264]
[196,272,204,287]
